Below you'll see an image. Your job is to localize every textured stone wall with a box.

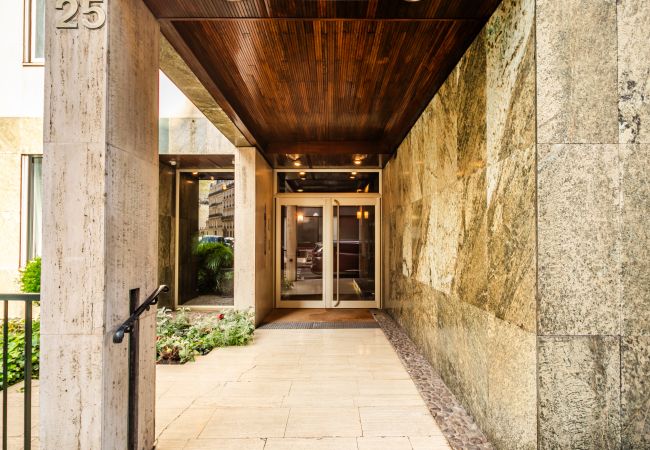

[382,0,536,448]
[41,0,159,447]
[536,0,650,448]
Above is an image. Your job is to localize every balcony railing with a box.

[1,293,39,450]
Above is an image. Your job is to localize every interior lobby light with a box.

[222,183,227,191]
[353,159,362,166]
[299,171,306,176]
[356,210,362,220]
[364,211,369,219]
[351,171,357,175]
[192,171,198,175]
[297,188,304,193]
[169,160,176,166]
[293,160,302,167]
[297,212,304,222]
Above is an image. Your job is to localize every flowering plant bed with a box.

[156,308,254,364]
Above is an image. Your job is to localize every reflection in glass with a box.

[333,205,375,301]
[178,172,236,307]
[281,206,323,300]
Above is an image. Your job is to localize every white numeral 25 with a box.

[56,0,106,30]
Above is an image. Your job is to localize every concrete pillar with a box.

[41,0,159,448]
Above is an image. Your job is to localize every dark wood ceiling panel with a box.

[146,0,499,20]
[146,0,501,166]
[172,19,479,147]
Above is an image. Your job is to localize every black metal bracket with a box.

[112,285,169,344]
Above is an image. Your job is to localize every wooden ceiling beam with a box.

[159,19,262,149]
[266,141,390,155]
[157,17,481,22]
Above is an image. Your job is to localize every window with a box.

[24,0,45,64]
[21,156,43,264]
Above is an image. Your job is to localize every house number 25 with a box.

[56,0,106,30]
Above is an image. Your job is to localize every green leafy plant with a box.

[192,241,234,295]
[20,257,41,293]
[0,319,40,388]
[156,308,254,364]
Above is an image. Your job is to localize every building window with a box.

[24,0,45,64]
[22,156,43,263]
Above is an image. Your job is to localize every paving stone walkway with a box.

[155,328,451,449]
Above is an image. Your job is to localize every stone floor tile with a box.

[183,438,266,449]
[199,407,290,438]
[409,436,453,449]
[284,407,362,438]
[357,436,412,450]
[264,437,358,450]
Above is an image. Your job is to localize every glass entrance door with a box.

[275,197,380,308]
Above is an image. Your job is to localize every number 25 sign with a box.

[56,0,106,30]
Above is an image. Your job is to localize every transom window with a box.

[24,0,45,64]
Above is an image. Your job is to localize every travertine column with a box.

[234,147,257,310]
[41,1,159,448]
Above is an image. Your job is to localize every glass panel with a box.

[277,171,379,193]
[177,172,235,307]
[28,156,42,260]
[334,205,375,301]
[280,205,323,300]
[33,0,45,60]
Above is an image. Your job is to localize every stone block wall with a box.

[536,0,650,447]
[382,0,537,447]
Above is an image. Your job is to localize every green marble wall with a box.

[382,0,536,447]
[536,0,650,448]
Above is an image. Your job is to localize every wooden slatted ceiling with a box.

[146,0,498,20]
[146,0,500,165]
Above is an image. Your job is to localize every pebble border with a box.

[372,310,494,450]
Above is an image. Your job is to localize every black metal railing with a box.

[1,293,39,450]
[113,285,168,450]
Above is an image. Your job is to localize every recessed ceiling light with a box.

[353,160,362,166]
[351,171,357,175]
[297,188,304,193]
[299,171,306,176]
[192,171,198,175]
[293,160,302,167]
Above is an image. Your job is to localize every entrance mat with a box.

[258,321,380,329]
[372,310,494,449]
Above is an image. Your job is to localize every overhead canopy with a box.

[146,0,501,167]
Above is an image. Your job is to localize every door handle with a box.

[333,199,341,307]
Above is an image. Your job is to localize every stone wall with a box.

[382,0,536,448]
[536,0,650,447]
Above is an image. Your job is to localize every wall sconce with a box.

[356,210,362,220]
[364,211,369,220]
[297,212,304,223]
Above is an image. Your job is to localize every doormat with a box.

[257,321,380,329]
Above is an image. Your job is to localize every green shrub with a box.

[192,242,234,295]
[0,319,40,388]
[156,308,254,364]
[20,257,41,293]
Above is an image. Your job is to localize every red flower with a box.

[218,314,225,320]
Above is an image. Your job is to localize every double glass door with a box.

[276,196,380,308]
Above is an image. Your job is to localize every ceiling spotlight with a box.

[349,175,356,179]
[353,159,362,166]
[297,188,304,193]
[351,171,357,175]
[192,171,198,175]
[299,171,306,176]
[293,160,302,167]
[169,160,177,166]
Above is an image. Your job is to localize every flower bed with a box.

[156,308,254,364]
